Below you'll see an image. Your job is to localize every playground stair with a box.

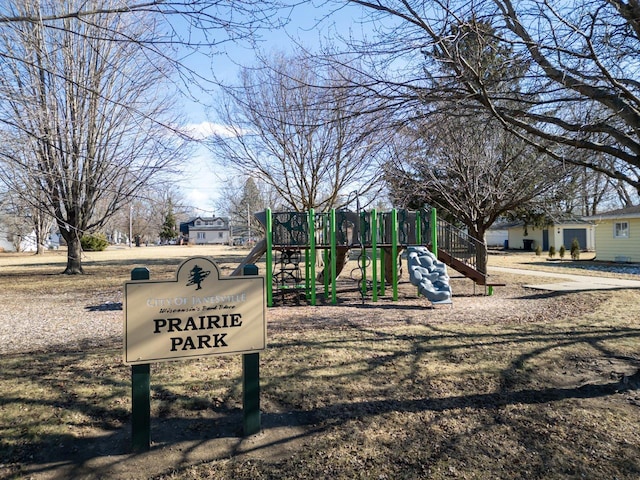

[435,219,505,290]
[437,248,486,285]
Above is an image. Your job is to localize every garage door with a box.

[563,228,587,249]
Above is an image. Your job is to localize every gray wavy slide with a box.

[407,246,452,304]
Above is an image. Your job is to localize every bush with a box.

[535,244,542,256]
[559,245,566,259]
[571,238,581,260]
[81,233,109,252]
[548,246,556,258]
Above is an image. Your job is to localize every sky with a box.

[174,2,371,214]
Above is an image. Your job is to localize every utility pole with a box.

[247,204,251,242]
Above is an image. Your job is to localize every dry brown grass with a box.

[0,246,639,479]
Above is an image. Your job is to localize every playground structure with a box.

[234,207,498,307]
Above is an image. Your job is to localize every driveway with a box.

[489,266,640,292]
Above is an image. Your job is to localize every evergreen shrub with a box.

[81,233,109,251]
[570,238,581,260]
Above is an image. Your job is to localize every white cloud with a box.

[186,121,241,140]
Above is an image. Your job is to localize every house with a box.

[505,216,595,252]
[0,222,39,252]
[180,216,230,245]
[583,205,640,262]
[485,222,509,247]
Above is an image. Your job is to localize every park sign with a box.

[123,257,266,365]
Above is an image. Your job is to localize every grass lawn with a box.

[0,246,639,479]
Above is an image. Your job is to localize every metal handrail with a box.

[436,219,484,272]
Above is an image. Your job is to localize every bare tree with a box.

[218,178,262,235]
[0,0,188,273]
[0,1,298,119]
[386,110,567,273]
[104,183,189,245]
[0,141,56,253]
[210,50,389,212]
[0,192,55,253]
[329,0,640,192]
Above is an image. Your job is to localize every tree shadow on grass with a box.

[517,291,574,300]
[9,370,639,479]
[3,324,640,479]
[85,302,123,311]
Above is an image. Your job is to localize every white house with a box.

[0,222,38,252]
[485,223,509,247]
[505,217,595,252]
[180,216,230,245]
[584,205,640,262]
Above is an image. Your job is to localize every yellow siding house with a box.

[585,205,640,262]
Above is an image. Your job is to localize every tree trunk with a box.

[34,219,46,255]
[317,247,350,282]
[61,232,84,274]
[383,247,405,283]
[472,227,488,276]
[476,243,488,276]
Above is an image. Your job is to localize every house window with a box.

[218,232,223,238]
[195,220,202,226]
[614,222,629,238]
[197,232,206,240]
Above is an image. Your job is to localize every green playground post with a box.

[324,248,330,296]
[265,208,273,307]
[309,208,316,305]
[330,208,337,305]
[391,208,398,301]
[415,210,423,296]
[430,207,438,255]
[371,209,378,302]
[305,247,310,299]
[379,215,385,296]
[360,211,367,298]
[323,212,330,297]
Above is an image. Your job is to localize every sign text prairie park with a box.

[153,312,243,351]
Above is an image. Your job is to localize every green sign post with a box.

[130,267,151,452]
[241,263,261,436]
[124,258,266,451]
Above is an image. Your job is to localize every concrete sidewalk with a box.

[489,266,640,292]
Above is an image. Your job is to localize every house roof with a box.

[547,213,595,225]
[180,216,229,234]
[183,215,228,224]
[501,215,593,229]
[583,205,640,221]
[489,221,521,230]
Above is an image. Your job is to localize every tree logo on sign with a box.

[187,264,210,290]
